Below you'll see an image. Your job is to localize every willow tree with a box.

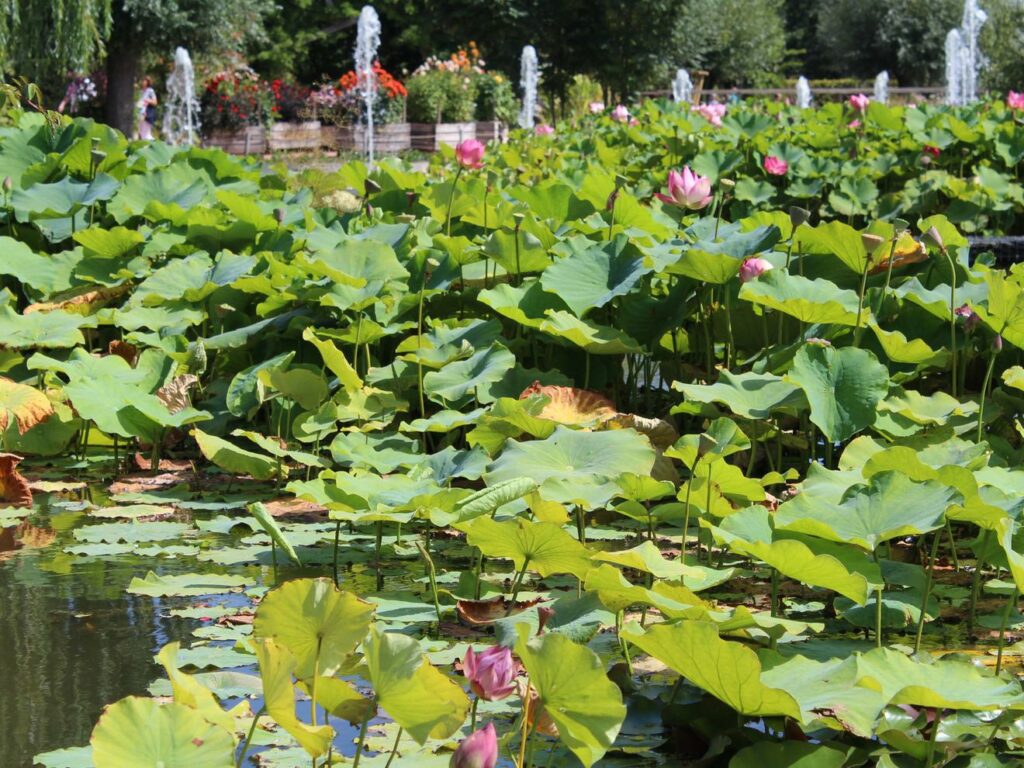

[0,0,112,102]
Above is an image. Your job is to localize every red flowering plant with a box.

[269,79,311,122]
[200,67,275,132]
[311,62,406,127]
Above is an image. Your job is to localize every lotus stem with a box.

[941,247,958,397]
[517,681,535,768]
[723,285,735,369]
[876,235,899,318]
[852,264,870,347]
[945,518,960,571]
[509,556,531,605]
[681,468,695,555]
[469,697,479,731]
[311,637,322,727]
[444,165,463,237]
[271,540,278,585]
[416,287,427,418]
[375,521,384,592]
[770,568,779,617]
[977,346,999,443]
[415,540,443,624]
[351,706,372,768]
[332,521,341,587]
[704,462,714,565]
[914,529,942,653]
[995,586,1019,675]
[235,706,266,768]
[473,549,484,599]
[383,727,403,768]
[875,584,884,648]
[575,506,586,545]
[968,529,992,636]
[924,708,941,768]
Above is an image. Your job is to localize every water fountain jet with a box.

[354,5,381,164]
[163,47,200,145]
[672,69,693,104]
[519,45,538,129]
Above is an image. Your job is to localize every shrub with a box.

[269,79,310,122]
[474,72,516,122]
[200,69,275,131]
[406,70,477,123]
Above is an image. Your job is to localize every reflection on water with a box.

[0,501,196,767]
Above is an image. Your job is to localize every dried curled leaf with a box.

[0,377,53,434]
[519,381,616,425]
[603,413,679,449]
[456,596,544,626]
[868,235,927,276]
[157,374,199,414]
[24,284,129,315]
[0,453,32,507]
[107,340,138,367]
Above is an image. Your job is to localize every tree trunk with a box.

[105,37,141,136]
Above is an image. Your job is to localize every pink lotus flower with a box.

[848,119,862,130]
[739,257,773,282]
[763,155,788,176]
[462,646,517,701]
[1008,91,1024,110]
[955,303,980,331]
[534,123,554,135]
[849,93,870,112]
[924,144,941,157]
[655,166,713,210]
[451,723,498,768]
[611,104,630,122]
[455,139,485,169]
[694,103,727,126]
[589,101,605,114]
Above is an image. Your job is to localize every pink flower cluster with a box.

[1008,91,1024,110]
[693,102,726,126]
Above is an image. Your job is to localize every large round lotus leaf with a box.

[253,639,334,758]
[362,625,470,744]
[253,577,374,678]
[730,740,847,768]
[514,623,626,768]
[739,270,862,326]
[90,696,234,768]
[540,235,651,318]
[787,344,889,443]
[485,425,655,491]
[192,429,277,480]
[622,621,801,719]
[674,370,806,420]
[459,516,593,579]
[422,344,516,407]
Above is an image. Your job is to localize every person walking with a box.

[136,77,158,140]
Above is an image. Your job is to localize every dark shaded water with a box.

[0,507,197,766]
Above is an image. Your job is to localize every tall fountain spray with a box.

[873,71,889,105]
[945,29,963,105]
[672,69,693,104]
[519,45,538,129]
[795,76,812,109]
[354,5,381,164]
[959,0,987,104]
[163,47,200,145]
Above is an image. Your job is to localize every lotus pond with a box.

[7,96,1024,767]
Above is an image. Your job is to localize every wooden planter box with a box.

[203,126,266,155]
[335,123,411,154]
[410,122,476,151]
[475,121,508,144]
[268,121,322,151]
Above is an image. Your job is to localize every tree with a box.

[103,0,271,134]
[0,0,111,101]
[979,0,1024,93]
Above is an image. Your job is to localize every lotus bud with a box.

[406,190,417,207]
[605,189,619,211]
[697,433,719,458]
[450,723,498,768]
[274,207,286,224]
[536,606,554,634]
[789,206,811,228]
[994,335,1004,352]
[455,139,485,169]
[861,233,885,255]
[739,257,773,283]
[512,212,526,230]
[1,176,10,194]
[892,218,910,235]
[462,646,517,701]
[923,226,945,252]
[364,178,381,196]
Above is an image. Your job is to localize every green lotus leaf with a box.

[253,639,334,759]
[486,425,655,495]
[459,516,593,579]
[73,226,145,259]
[422,344,516,407]
[591,540,712,582]
[482,227,552,276]
[0,236,82,295]
[540,235,651,317]
[975,268,1024,349]
[868,323,950,367]
[478,280,570,330]
[877,389,978,426]
[0,304,96,349]
[450,477,539,522]
[362,625,470,744]
[854,647,1024,710]
[739,270,862,326]
[253,577,375,679]
[730,741,848,768]
[13,173,118,218]
[90,696,234,768]
[798,220,871,274]
[399,407,486,434]
[126,571,251,597]
[302,327,362,391]
[133,251,255,305]
[538,311,643,354]
[107,163,211,223]
[32,746,94,768]
[248,502,301,565]
[514,623,626,768]
[465,396,557,455]
[193,429,278,480]
[329,432,420,473]
[787,344,888,442]
[154,643,245,735]
[232,430,326,469]
[704,506,881,604]
[262,367,328,410]
[668,225,780,284]
[77,522,190,544]
[673,370,806,420]
[307,239,404,309]
[665,416,750,469]
[1003,365,1024,392]
[622,620,801,718]
[226,352,295,418]
[584,563,704,617]
[775,471,956,552]
[296,676,372,726]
